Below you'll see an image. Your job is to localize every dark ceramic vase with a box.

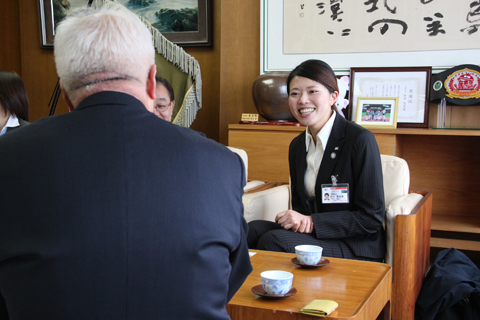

[252,72,296,122]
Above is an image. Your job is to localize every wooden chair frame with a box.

[392,190,433,320]
[231,146,433,319]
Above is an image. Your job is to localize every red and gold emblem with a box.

[445,68,480,100]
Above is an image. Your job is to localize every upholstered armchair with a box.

[242,183,290,223]
[381,155,433,320]
[227,147,290,223]
[235,151,432,320]
[227,147,264,191]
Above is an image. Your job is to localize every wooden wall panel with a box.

[15,0,223,139]
[19,0,69,122]
[218,0,260,145]
[0,0,21,74]
[2,1,261,143]
[186,0,221,141]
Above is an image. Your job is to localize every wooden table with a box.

[227,250,391,320]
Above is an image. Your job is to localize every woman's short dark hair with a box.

[155,76,175,102]
[0,71,29,121]
[286,59,339,95]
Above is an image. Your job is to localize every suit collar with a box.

[305,111,336,152]
[75,91,146,112]
[294,112,348,212]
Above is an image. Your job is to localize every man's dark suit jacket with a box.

[289,113,385,259]
[0,91,252,320]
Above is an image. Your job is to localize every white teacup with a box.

[260,270,293,295]
[295,245,323,265]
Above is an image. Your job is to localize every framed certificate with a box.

[348,67,431,128]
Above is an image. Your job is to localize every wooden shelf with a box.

[369,128,480,136]
[228,124,480,255]
[229,124,480,137]
[228,124,305,132]
[431,215,480,234]
[431,238,480,251]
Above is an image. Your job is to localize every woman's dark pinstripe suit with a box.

[248,113,386,261]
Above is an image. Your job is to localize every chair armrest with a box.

[392,191,433,320]
[244,181,286,194]
[244,181,265,192]
[242,184,290,223]
[385,193,424,266]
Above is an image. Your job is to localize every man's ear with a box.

[146,64,157,100]
[60,81,75,112]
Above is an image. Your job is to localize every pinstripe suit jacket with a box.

[289,113,385,259]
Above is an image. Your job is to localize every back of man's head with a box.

[54,3,155,105]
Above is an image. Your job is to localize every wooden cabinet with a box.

[369,128,480,254]
[228,124,303,183]
[228,124,480,256]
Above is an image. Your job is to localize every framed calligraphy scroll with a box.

[261,0,480,74]
[348,67,431,128]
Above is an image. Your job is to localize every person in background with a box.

[248,59,385,262]
[154,76,175,122]
[0,70,29,136]
[0,3,251,320]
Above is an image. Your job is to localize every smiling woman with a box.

[288,76,338,138]
[248,59,386,263]
[287,60,339,138]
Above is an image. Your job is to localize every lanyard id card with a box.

[321,175,349,204]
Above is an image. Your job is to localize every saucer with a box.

[251,284,297,298]
[291,257,330,268]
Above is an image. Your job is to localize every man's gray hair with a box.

[54,2,155,92]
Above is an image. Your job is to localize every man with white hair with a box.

[0,3,251,319]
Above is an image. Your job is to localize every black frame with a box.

[38,0,213,48]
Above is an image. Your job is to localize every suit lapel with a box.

[315,114,346,199]
[295,132,307,200]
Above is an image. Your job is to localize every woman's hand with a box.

[275,210,314,233]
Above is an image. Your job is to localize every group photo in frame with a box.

[354,97,399,129]
[348,67,431,128]
[38,0,212,48]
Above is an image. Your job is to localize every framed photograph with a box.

[38,0,58,48]
[355,97,399,129]
[38,0,212,48]
[348,67,431,128]
[155,0,212,47]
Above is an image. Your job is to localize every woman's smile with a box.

[288,76,338,136]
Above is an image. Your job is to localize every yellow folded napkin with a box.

[300,300,338,317]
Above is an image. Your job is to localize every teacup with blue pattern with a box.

[260,270,293,295]
[295,245,323,265]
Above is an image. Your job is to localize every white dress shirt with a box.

[304,111,336,201]
[0,114,20,136]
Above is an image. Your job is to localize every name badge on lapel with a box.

[321,175,349,204]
